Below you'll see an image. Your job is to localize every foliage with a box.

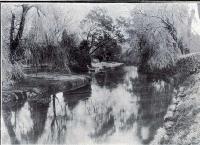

[2,3,199,83]
[80,7,125,62]
[125,4,193,72]
[2,44,24,85]
[1,4,29,83]
[22,6,74,72]
[69,40,91,73]
[93,35,122,62]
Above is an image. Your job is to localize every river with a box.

[1,66,175,145]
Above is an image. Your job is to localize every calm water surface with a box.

[2,66,175,145]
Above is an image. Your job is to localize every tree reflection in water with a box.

[89,106,116,142]
[2,98,26,144]
[90,66,174,144]
[19,92,51,144]
[44,85,92,144]
[2,66,176,145]
[2,92,51,144]
[49,93,67,144]
[131,74,174,144]
[22,100,50,143]
[63,85,91,110]
[94,67,126,89]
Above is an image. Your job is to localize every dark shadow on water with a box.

[63,85,92,111]
[94,67,126,89]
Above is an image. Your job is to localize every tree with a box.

[9,4,44,64]
[22,6,73,72]
[80,7,124,62]
[126,4,192,73]
[132,4,190,55]
[68,40,91,73]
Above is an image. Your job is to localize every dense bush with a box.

[69,40,91,73]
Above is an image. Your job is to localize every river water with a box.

[2,66,175,145]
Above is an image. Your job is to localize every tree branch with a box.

[89,35,117,55]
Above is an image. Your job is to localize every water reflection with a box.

[2,66,175,144]
[131,74,173,144]
[21,101,49,144]
[63,85,91,110]
[94,67,126,89]
[2,100,26,144]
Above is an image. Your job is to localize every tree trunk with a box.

[9,5,33,63]
[14,6,27,47]
[9,13,15,63]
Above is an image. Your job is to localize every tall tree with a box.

[9,4,44,63]
[126,4,190,72]
[80,7,124,61]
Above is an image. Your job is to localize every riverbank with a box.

[150,53,200,145]
[91,61,124,72]
[2,72,91,104]
[2,62,124,104]
[150,72,200,145]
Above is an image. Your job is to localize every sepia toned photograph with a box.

[1,2,200,145]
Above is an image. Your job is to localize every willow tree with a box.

[127,4,192,73]
[9,4,44,64]
[23,5,73,72]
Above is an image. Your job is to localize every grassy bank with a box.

[150,72,200,145]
